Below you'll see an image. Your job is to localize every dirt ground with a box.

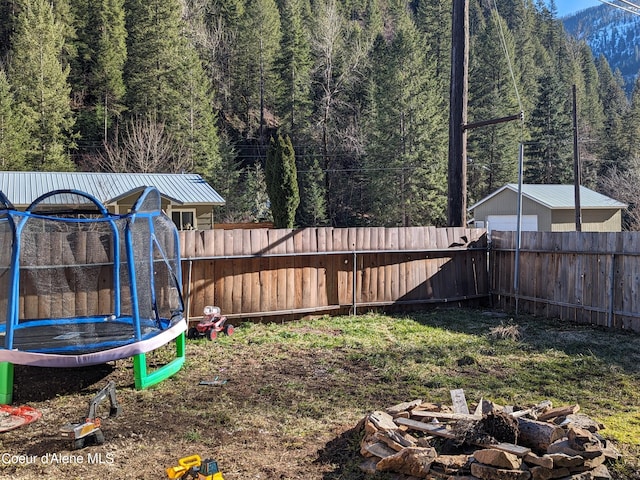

[0,339,371,480]
[0,323,637,480]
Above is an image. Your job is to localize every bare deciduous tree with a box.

[599,157,640,231]
[96,117,192,173]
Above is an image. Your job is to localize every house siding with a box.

[551,209,621,232]
[472,189,622,232]
[473,189,553,231]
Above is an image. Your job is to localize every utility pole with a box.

[447,0,469,227]
[572,85,582,232]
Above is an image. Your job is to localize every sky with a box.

[555,0,602,17]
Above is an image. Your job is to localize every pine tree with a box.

[467,13,522,204]
[310,0,369,225]
[0,69,28,169]
[244,162,272,222]
[624,76,640,163]
[525,67,573,184]
[595,55,630,177]
[235,0,282,142]
[265,133,299,228]
[275,0,313,141]
[9,0,76,171]
[363,7,447,226]
[296,155,328,226]
[572,40,604,188]
[199,0,245,110]
[124,0,221,174]
[0,0,17,62]
[72,0,127,148]
[415,0,451,95]
[599,76,640,231]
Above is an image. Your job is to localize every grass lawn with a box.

[1,307,639,479]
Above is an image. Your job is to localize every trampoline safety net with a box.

[0,186,187,403]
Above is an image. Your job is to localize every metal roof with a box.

[469,184,627,211]
[0,172,225,207]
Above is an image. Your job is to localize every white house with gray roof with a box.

[0,171,225,230]
[469,184,627,233]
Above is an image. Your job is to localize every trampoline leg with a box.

[133,332,186,390]
[0,362,14,404]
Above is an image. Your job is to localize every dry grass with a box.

[0,308,638,479]
[488,320,522,341]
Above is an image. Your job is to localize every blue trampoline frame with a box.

[0,187,186,404]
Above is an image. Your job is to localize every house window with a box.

[172,210,196,230]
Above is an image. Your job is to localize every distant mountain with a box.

[563,2,640,92]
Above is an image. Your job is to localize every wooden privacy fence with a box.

[490,231,640,333]
[179,227,489,321]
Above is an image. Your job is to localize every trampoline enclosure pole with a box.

[0,361,14,404]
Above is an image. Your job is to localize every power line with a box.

[598,0,640,15]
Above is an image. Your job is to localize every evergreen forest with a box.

[1,0,640,229]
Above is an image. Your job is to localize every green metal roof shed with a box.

[0,171,225,230]
[468,184,627,233]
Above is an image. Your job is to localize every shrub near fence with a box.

[179,227,489,321]
[490,230,640,332]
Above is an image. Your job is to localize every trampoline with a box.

[0,186,187,403]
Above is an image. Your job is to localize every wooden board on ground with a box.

[394,417,531,457]
[450,388,470,415]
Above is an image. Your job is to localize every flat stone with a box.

[546,440,604,460]
[364,441,397,459]
[369,410,400,431]
[433,454,473,470]
[546,453,584,468]
[474,449,522,469]
[557,414,604,432]
[470,462,531,480]
[567,427,598,451]
[552,465,611,480]
[524,452,553,469]
[530,466,553,480]
[376,447,438,478]
[387,399,422,415]
[591,465,612,480]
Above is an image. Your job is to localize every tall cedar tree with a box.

[265,133,299,228]
[9,0,76,171]
[0,69,28,169]
[124,0,221,175]
[364,6,447,226]
[467,12,521,204]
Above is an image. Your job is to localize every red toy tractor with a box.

[187,306,234,341]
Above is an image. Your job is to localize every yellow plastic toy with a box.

[167,454,224,480]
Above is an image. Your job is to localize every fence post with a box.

[608,253,615,328]
[352,251,357,315]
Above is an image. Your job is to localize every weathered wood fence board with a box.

[490,231,640,333]
[179,227,489,320]
[8,226,640,332]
